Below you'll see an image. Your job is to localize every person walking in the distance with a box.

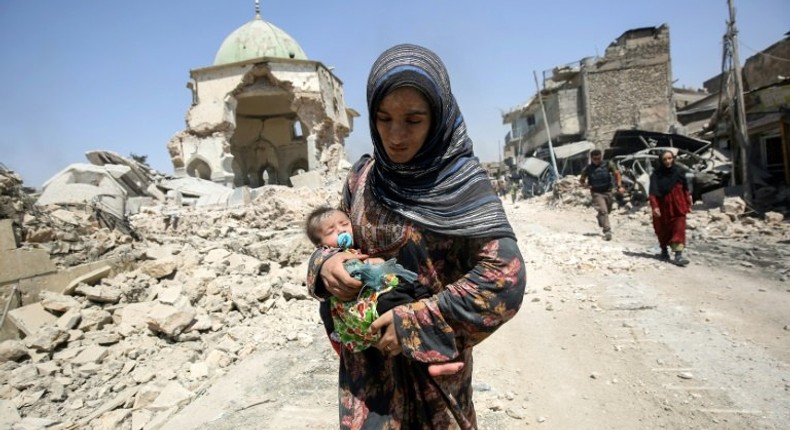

[649,150,692,266]
[579,149,625,240]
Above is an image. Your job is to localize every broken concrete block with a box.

[24,326,69,353]
[144,244,178,260]
[71,345,108,365]
[77,308,113,332]
[6,302,57,337]
[0,248,57,284]
[133,385,161,410]
[139,258,177,279]
[9,364,39,390]
[35,361,59,376]
[55,309,82,330]
[146,381,194,411]
[112,302,157,330]
[63,265,113,295]
[146,304,196,338]
[0,399,21,428]
[39,290,81,313]
[83,330,121,346]
[14,260,113,309]
[49,209,83,226]
[74,284,121,304]
[0,340,29,362]
[48,380,66,402]
[0,219,18,250]
[26,226,56,243]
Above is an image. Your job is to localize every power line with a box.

[740,40,790,62]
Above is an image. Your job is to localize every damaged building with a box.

[167,5,357,188]
[502,24,680,167]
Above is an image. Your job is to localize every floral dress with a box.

[307,160,526,429]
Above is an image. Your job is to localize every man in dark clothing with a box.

[579,149,624,240]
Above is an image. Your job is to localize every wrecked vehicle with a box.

[605,130,732,202]
[517,141,595,199]
[518,157,555,198]
[614,147,732,202]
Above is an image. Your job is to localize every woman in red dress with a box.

[649,150,693,266]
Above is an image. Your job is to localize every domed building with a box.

[167,3,356,187]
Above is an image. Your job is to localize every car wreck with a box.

[613,146,732,202]
[606,130,732,202]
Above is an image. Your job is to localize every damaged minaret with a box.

[167,2,357,188]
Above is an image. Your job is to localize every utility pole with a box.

[533,70,559,181]
[725,0,752,202]
[497,139,502,178]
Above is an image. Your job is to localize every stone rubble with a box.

[1,163,346,429]
[0,164,788,430]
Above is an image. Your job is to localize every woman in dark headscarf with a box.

[649,150,693,266]
[307,44,526,429]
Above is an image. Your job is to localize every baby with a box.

[305,207,462,375]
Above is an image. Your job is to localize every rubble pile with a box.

[1,165,42,239]
[530,187,789,280]
[0,169,343,429]
[548,176,591,207]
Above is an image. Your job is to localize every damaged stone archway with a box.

[186,157,212,181]
[226,65,330,187]
[166,8,357,189]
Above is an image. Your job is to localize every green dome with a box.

[213,14,307,65]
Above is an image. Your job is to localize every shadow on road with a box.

[622,249,665,261]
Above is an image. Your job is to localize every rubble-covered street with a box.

[1,162,789,429]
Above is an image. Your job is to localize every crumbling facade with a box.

[167,8,356,188]
[584,25,676,144]
[503,25,679,165]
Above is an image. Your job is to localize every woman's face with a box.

[375,86,431,164]
[661,152,674,168]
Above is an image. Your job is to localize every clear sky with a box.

[1,0,787,188]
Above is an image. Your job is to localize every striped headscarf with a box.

[367,43,514,240]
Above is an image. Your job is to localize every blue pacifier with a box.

[337,232,354,249]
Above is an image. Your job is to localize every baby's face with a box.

[319,211,353,248]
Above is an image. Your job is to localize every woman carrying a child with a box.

[307,43,526,429]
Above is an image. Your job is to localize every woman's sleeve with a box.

[648,195,660,209]
[306,247,340,300]
[393,236,526,364]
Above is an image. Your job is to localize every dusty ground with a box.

[159,199,790,430]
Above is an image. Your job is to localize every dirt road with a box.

[162,199,790,429]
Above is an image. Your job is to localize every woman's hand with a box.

[370,310,401,357]
[320,252,364,301]
[652,207,661,218]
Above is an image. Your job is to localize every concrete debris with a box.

[0,158,344,429]
[0,153,785,429]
